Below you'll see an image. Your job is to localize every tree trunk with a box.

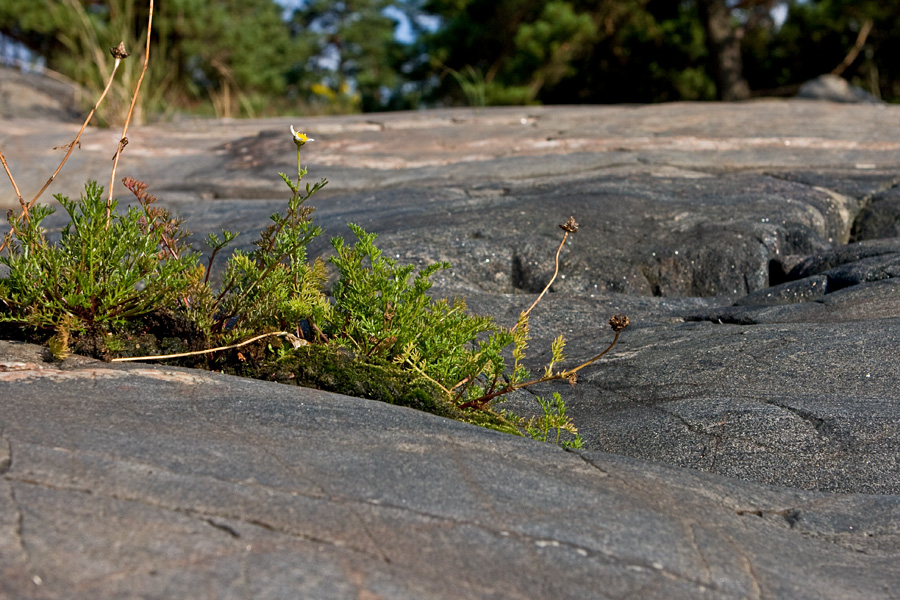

[697,0,751,101]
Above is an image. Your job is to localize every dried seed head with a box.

[559,216,579,234]
[110,42,130,60]
[609,314,630,332]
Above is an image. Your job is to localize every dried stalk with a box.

[110,331,291,362]
[26,55,123,210]
[0,145,26,229]
[107,0,154,221]
[832,19,874,77]
[512,216,578,333]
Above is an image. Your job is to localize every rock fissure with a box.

[657,406,722,442]
[730,504,896,555]
[8,475,97,497]
[0,435,10,475]
[4,463,338,541]
[735,507,803,529]
[102,485,394,564]
[5,457,638,569]
[205,518,241,538]
[735,547,765,600]
[857,176,900,206]
[682,520,714,584]
[751,397,832,438]
[567,449,610,477]
[344,503,394,565]
[6,483,32,569]
[340,492,728,591]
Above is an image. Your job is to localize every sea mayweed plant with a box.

[191,128,331,344]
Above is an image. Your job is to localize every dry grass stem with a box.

[27,57,123,210]
[0,147,26,221]
[559,322,627,376]
[512,216,578,333]
[832,18,873,77]
[110,330,288,362]
[108,0,154,219]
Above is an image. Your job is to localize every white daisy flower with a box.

[290,126,314,146]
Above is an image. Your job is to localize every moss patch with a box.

[240,343,521,434]
[254,343,460,418]
[69,308,210,365]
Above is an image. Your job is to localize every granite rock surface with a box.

[2,341,899,600]
[2,99,900,597]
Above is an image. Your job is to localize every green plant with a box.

[1,111,627,444]
[324,218,628,445]
[328,224,511,391]
[518,392,583,448]
[440,63,487,107]
[0,181,198,338]
[200,133,330,343]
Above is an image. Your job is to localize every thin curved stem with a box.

[558,329,622,377]
[27,59,122,210]
[512,231,568,333]
[110,330,287,362]
[0,147,26,222]
[107,0,154,220]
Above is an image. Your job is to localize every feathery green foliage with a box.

[0,180,198,333]
[329,223,517,397]
[520,392,583,448]
[204,172,331,343]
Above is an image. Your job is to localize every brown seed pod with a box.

[609,314,630,332]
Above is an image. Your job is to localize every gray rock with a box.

[4,102,900,597]
[784,238,900,280]
[764,169,900,202]
[688,278,900,325]
[552,315,900,495]
[734,274,828,305]
[796,74,883,104]
[820,251,900,289]
[1,342,898,600]
[852,186,900,241]
[291,168,859,299]
[0,65,84,122]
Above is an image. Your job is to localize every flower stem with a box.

[27,59,121,211]
[108,0,154,222]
